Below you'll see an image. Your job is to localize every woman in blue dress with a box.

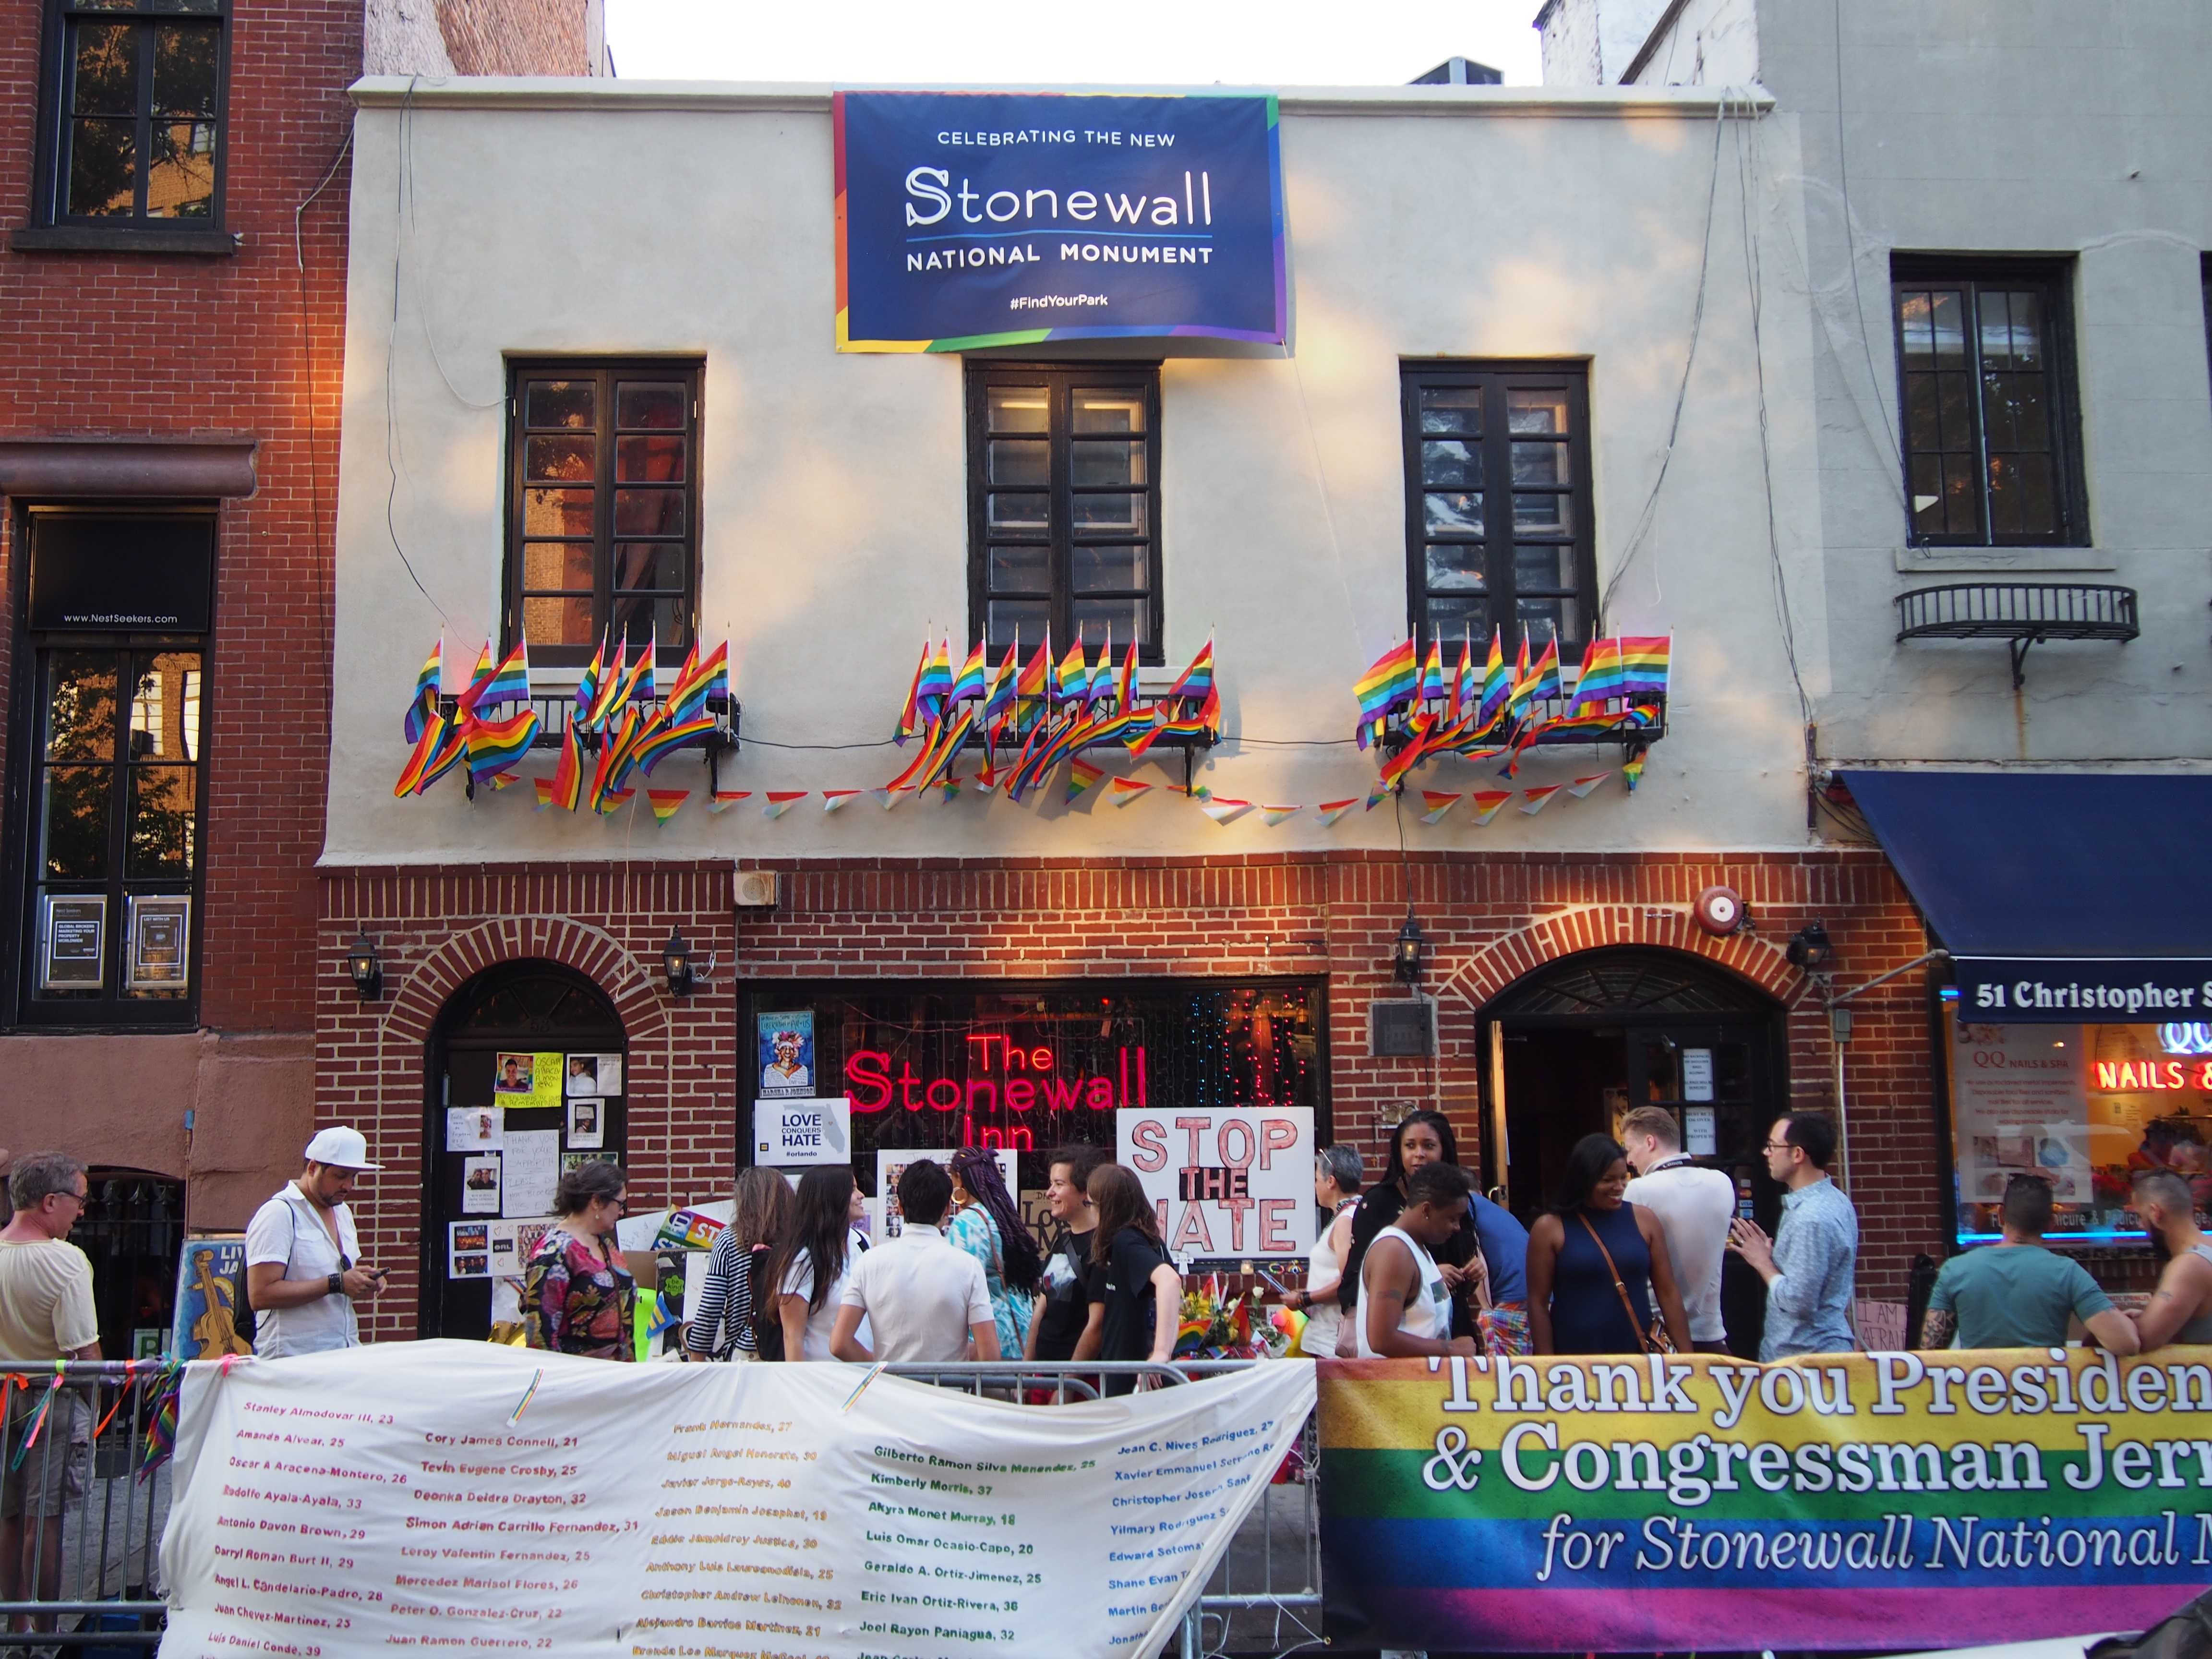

[1527,1133,1692,1355]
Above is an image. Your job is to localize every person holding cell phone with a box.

[246,1128,386,1357]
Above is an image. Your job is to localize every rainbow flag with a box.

[1085,628,1118,709]
[455,640,495,714]
[1451,628,1475,722]
[1418,790,1460,825]
[895,641,929,742]
[1313,798,1356,826]
[1376,711,1437,791]
[1363,783,1393,812]
[1198,797,1252,826]
[1017,632,1051,703]
[1524,627,1562,705]
[532,776,558,809]
[573,633,610,734]
[404,637,442,743]
[601,637,653,722]
[950,640,987,705]
[632,627,661,706]
[761,791,806,818]
[634,714,716,777]
[544,718,584,812]
[647,789,687,825]
[1570,636,1623,712]
[1353,639,1418,748]
[1469,788,1513,825]
[1505,631,1533,721]
[1566,772,1611,798]
[981,641,1019,728]
[1066,757,1104,802]
[917,708,978,793]
[707,790,750,812]
[1164,633,1214,705]
[1623,752,1647,791]
[1258,804,1299,827]
[1418,637,1447,704]
[1054,637,1089,704]
[475,637,531,711]
[1477,628,1510,728]
[666,641,724,727]
[918,638,953,721]
[1115,639,1138,712]
[1616,634,1671,699]
[484,769,521,790]
[395,707,464,797]
[1107,777,1151,808]
[822,789,861,813]
[466,707,539,786]
[1519,784,1561,815]
[585,635,628,732]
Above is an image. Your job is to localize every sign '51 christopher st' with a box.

[834,90,1287,351]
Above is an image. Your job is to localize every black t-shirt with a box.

[1033,1227,1103,1362]
[1098,1225,1174,1394]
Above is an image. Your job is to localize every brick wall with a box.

[320,846,1946,1338]
[435,0,590,74]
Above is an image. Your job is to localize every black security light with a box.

[663,927,695,998]
[347,934,383,1002]
[1786,920,1836,974]
[1392,909,1426,987]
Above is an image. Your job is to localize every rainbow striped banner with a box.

[1319,1350,2212,1653]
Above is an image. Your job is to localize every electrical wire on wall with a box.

[383,78,452,624]
[293,127,353,740]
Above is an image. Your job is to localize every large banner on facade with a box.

[834,91,1286,351]
[157,1341,1312,1659]
[1320,1350,2212,1652]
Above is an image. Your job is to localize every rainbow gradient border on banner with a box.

[832,89,1287,353]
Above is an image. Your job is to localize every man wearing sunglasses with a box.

[0,1151,100,1630]
[246,1127,386,1357]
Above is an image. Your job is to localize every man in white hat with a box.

[245,1128,385,1356]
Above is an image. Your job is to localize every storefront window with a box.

[1946,990,2212,1243]
[745,980,1326,1202]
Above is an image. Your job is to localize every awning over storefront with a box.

[1839,769,2212,1021]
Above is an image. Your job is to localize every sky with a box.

[601,0,1545,88]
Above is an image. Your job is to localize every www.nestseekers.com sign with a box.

[833,91,1286,352]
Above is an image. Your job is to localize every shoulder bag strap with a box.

[1575,1212,1655,1356]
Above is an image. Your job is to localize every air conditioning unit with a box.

[734,869,779,910]
[1369,997,1436,1058]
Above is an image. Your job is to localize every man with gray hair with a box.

[0,1152,100,1625]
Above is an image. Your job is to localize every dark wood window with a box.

[10,512,211,1028]
[504,361,702,670]
[1892,259,2088,546]
[966,364,1163,663]
[33,0,228,229]
[1400,361,1597,650]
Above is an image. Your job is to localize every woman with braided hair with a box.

[946,1146,1042,1359]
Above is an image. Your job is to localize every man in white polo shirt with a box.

[831,1159,998,1364]
[245,1128,386,1356]
[1622,1106,1735,1354]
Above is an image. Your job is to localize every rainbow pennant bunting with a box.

[483,769,521,791]
[707,790,750,813]
[821,789,861,813]
[761,791,807,818]
[1258,804,1299,828]
[532,776,559,809]
[1623,753,1647,792]
[1363,783,1394,812]
[647,789,688,825]
[1313,798,1357,826]
[971,763,999,796]
[1519,784,1562,815]
[1198,797,1252,826]
[1107,777,1152,807]
[1469,789,1513,825]
[404,637,442,743]
[1566,772,1612,798]
[1418,790,1460,825]
[1353,639,1418,748]
[1066,757,1104,802]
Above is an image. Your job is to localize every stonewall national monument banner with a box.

[1321,1350,2212,1652]
[834,91,1286,351]
[156,1341,1314,1659]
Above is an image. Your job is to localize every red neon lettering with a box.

[1042,1075,1083,1112]
[967,1034,999,1070]
[965,1078,998,1115]
[1005,1078,1035,1112]
[1084,1077,1113,1109]
[898,1062,925,1111]
[1033,1047,1053,1071]
[844,1051,892,1113]
[926,1078,962,1112]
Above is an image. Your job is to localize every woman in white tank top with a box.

[1287,1146,1362,1357]
[1356,1224,1453,1358]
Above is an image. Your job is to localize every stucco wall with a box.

[329,81,1827,866]
[1748,0,2212,766]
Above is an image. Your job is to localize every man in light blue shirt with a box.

[1727,1112,1857,1358]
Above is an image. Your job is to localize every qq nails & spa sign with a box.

[834,91,1286,351]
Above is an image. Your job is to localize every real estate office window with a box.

[1891,258,2089,546]
[1400,361,1598,652]
[28,0,228,234]
[965,364,1164,664]
[504,361,703,671]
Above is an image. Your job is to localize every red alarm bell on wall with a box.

[1693,885,1746,937]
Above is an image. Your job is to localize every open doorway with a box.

[1480,948,1791,1356]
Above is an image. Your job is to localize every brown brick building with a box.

[0,0,603,1356]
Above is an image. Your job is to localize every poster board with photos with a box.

[430,1040,626,1340]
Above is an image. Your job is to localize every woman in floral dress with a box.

[522,1159,634,1359]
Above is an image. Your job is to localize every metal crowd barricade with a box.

[879,1360,1324,1659]
[0,1359,175,1650]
